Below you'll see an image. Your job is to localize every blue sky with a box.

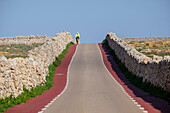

[0,0,170,43]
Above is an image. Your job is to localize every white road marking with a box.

[55,73,63,75]
[38,45,79,113]
[37,111,43,113]
[97,44,147,113]
[140,107,144,110]
[42,108,46,111]
[134,102,138,104]
[137,104,141,107]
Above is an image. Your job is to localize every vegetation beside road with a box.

[0,42,74,112]
[102,40,170,104]
[127,40,170,58]
[0,43,43,58]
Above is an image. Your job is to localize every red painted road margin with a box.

[98,43,170,113]
[5,44,77,113]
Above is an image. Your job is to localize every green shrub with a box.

[157,41,163,44]
[146,43,149,46]
[53,57,61,67]
[128,41,135,44]
[139,41,145,43]
[136,48,142,52]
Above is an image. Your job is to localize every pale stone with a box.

[0,32,74,98]
[106,33,170,92]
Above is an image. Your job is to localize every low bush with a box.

[128,41,135,44]
[139,41,145,43]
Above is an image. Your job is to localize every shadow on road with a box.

[102,44,170,113]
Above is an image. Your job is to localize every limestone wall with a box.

[0,32,75,98]
[106,33,170,92]
[0,35,48,45]
[122,37,170,42]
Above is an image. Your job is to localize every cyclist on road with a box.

[75,32,80,44]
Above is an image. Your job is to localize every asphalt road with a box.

[43,43,143,113]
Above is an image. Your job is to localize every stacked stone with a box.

[0,32,75,99]
[0,35,47,45]
[106,33,170,92]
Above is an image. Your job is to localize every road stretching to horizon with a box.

[43,44,144,113]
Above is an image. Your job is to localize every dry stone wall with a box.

[0,32,75,99]
[106,33,170,92]
[0,35,47,45]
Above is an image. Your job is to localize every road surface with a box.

[43,43,143,113]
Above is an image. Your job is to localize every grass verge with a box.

[0,42,74,112]
[102,40,170,104]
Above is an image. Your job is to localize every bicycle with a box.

[76,37,80,44]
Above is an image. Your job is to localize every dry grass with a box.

[0,43,43,58]
[128,40,170,57]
